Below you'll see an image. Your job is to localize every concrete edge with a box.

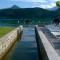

[35,26,60,60]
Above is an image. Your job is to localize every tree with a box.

[56,1,60,7]
[53,18,60,25]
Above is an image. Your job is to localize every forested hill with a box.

[0,6,56,19]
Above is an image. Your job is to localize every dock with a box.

[0,25,60,60]
[35,25,60,60]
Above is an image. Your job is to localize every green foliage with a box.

[0,8,53,19]
[0,7,60,25]
[56,1,60,7]
[0,8,54,24]
[0,27,14,37]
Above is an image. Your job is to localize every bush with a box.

[56,1,60,7]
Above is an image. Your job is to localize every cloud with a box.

[9,0,49,2]
[42,3,56,9]
[15,0,59,8]
[33,0,58,9]
[12,0,60,2]
[1,0,60,9]
[29,1,56,9]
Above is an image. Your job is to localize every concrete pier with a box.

[35,26,60,60]
[0,26,23,60]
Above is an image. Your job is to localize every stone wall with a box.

[0,26,23,60]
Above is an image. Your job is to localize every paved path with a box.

[36,26,60,60]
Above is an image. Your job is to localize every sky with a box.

[0,0,60,9]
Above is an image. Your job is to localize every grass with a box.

[0,27,15,38]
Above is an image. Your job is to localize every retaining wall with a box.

[0,26,23,60]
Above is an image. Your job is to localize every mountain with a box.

[0,5,60,24]
[0,6,53,19]
[11,5,20,9]
[48,6,58,11]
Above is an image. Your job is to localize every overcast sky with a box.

[0,0,60,9]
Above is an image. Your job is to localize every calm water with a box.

[2,27,39,60]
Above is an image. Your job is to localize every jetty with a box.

[35,25,60,60]
[0,25,60,60]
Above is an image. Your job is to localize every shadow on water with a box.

[2,26,40,60]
